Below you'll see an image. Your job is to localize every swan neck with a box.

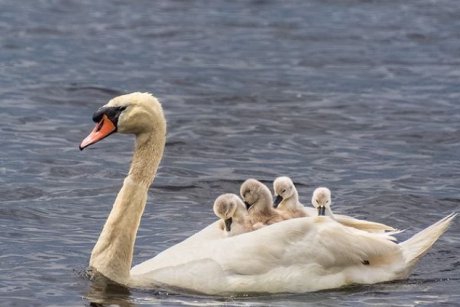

[89,128,166,284]
[291,190,299,203]
[282,193,299,210]
[253,191,273,214]
[129,131,165,186]
[325,206,335,218]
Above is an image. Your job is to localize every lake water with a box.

[1,0,459,306]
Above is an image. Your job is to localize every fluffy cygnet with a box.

[311,187,334,216]
[240,178,287,229]
[213,193,252,236]
[273,176,309,218]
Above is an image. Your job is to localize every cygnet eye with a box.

[281,189,287,194]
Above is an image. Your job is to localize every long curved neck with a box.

[89,129,165,285]
[252,189,275,216]
[234,208,248,224]
[128,132,164,186]
[323,205,335,219]
[281,191,300,211]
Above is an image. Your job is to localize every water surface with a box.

[1,1,459,306]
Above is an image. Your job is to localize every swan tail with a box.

[399,212,457,272]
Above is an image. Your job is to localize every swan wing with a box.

[131,221,224,274]
[216,217,399,271]
[131,217,402,294]
[334,214,396,233]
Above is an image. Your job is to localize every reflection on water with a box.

[85,272,134,307]
[1,0,460,305]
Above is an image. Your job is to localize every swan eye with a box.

[281,189,286,194]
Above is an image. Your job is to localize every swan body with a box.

[213,193,252,236]
[130,213,456,295]
[81,92,456,295]
[240,179,287,228]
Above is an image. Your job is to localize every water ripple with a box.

[1,0,460,306]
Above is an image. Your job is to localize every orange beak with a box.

[79,114,117,150]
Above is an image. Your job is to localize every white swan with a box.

[213,193,252,236]
[80,92,456,295]
[312,187,397,233]
[240,178,287,228]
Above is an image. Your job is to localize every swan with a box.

[273,176,310,218]
[311,187,334,216]
[213,193,252,236]
[311,187,397,233]
[240,178,287,228]
[80,92,456,295]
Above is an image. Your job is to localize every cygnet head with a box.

[213,193,247,231]
[80,92,166,150]
[273,176,296,208]
[240,178,272,211]
[311,187,331,216]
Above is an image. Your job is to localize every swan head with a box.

[213,193,246,231]
[311,187,331,216]
[80,92,166,150]
[240,178,272,211]
[273,176,296,208]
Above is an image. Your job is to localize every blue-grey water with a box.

[1,0,460,306]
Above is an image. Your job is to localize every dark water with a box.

[1,0,460,305]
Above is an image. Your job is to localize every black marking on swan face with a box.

[92,106,127,126]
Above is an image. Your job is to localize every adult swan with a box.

[80,92,456,295]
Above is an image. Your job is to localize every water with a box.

[1,0,459,305]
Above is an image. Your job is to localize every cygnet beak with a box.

[244,201,252,210]
[273,195,283,208]
[224,218,232,232]
[317,205,326,216]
